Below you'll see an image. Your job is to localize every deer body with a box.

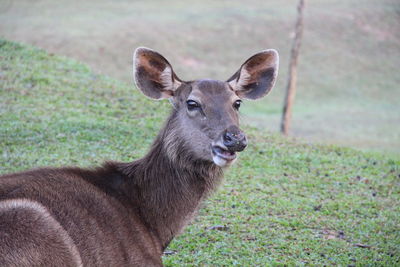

[0,48,278,266]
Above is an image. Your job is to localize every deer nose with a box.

[223,127,247,152]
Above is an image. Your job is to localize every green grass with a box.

[0,0,399,154]
[1,40,399,266]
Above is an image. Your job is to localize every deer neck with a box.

[120,110,223,249]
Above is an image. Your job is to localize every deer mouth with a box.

[211,146,237,161]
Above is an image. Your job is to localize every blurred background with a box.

[0,0,399,155]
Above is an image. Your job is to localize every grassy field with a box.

[1,40,399,266]
[0,0,399,155]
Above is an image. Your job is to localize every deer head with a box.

[133,48,279,167]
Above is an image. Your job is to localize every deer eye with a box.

[186,100,201,111]
[233,100,242,110]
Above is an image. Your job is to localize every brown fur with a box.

[0,113,220,266]
[0,47,278,266]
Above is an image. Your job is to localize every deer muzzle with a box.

[211,126,247,167]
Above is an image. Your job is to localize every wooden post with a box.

[281,0,305,136]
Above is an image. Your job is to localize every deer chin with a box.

[211,145,237,167]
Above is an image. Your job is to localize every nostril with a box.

[223,132,236,147]
[224,133,232,143]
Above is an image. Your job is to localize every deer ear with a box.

[133,47,182,99]
[227,50,279,100]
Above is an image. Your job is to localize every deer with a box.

[0,47,279,266]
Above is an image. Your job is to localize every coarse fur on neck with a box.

[117,108,223,249]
